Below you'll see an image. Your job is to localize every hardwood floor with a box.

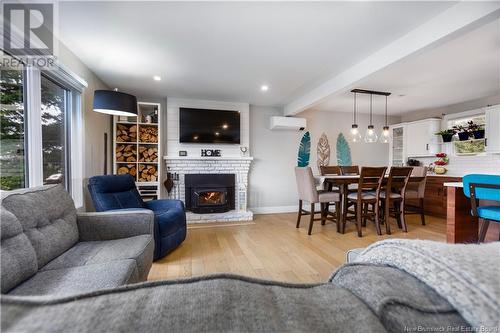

[148,213,446,283]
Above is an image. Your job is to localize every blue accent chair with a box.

[88,174,187,260]
[463,174,500,243]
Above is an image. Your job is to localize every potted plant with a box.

[467,121,485,139]
[452,125,470,141]
[435,129,455,143]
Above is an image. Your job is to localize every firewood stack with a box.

[138,146,158,162]
[116,124,137,142]
[117,164,137,177]
[115,144,137,162]
[139,126,158,143]
[138,164,157,182]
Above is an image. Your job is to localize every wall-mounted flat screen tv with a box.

[179,108,241,144]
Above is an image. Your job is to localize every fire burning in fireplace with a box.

[198,191,225,205]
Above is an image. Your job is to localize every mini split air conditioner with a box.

[270,116,306,131]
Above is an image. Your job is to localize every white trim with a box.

[70,93,83,208]
[25,66,43,187]
[250,205,297,214]
[164,156,253,161]
[443,107,487,123]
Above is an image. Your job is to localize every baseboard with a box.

[250,205,297,214]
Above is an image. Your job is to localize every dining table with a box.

[314,174,425,233]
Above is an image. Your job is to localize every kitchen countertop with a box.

[443,182,463,188]
[426,173,463,178]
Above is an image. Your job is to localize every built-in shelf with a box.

[114,102,162,200]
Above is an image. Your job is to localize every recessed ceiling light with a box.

[260,85,269,92]
[222,124,228,129]
[153,76,161,81]
[215,132,220,136]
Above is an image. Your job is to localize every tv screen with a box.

[179,108,241,144]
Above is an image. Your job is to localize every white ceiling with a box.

[309,17,500,115]
[58,1,455,106]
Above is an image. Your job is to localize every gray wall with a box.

[299,110,398,171]
[248,106,301,210]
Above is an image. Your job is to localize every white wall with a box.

[165,98,249,158]
[299,110,398,172]
[58,44,110,210]
[400,94,500,122]
[248,106,301,212]
[397,95,500,176]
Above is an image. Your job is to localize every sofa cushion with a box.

[0,209,38,293]
[331,264,469,332]
[9,260,139,296]
[41,235,153,281]
[1,185,78,268]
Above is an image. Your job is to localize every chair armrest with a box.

[77,209,154,241]
[144,199,185,211]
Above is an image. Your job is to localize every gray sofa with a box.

[1,185,155,296]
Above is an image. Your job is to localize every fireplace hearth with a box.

[185,174,235,214]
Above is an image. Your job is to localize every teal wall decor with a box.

[336,133,352,166]
[297,131,311,167]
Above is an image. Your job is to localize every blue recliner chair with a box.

[463,174,500,243]
[88,174,187,260]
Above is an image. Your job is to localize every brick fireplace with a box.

[164,156,253,223]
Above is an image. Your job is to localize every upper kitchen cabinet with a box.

[405,118,441,158]
[389,124,406,166]
[485,105,500,153]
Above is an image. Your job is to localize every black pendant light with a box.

[379,95,390,143]
[348,92,362,143]
[364,94,378,143]
[93,89,138,117]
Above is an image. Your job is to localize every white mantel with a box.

[164,156,253,223]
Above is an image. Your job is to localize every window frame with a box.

[1,51,86,207]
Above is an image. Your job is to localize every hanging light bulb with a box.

[379,95,391,143]
[349,92,362,143]
[365,94,378,143]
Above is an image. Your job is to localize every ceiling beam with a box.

[284,2,500,116]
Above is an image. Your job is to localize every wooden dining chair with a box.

[345,167,386,237]
[340,165,359,175]
[295,167,341,235]
[379,167,413,234]
[404,166,428,226]
[320,165,341,176]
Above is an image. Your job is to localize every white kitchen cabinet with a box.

[405,118,441,157]
[389,123,406,166]
[485,105,500,153]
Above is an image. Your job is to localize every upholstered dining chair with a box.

[463,174,500,242]
[404,166,428,225]
[88,174,187,260]
[345,167,386,237]
[379,167,413,235]
[295,167,341,235]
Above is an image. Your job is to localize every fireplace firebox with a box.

[185,174,235,214]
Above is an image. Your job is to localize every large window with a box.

[1,53,83,200]
[41,75,69,187]
[0,55,26,190]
